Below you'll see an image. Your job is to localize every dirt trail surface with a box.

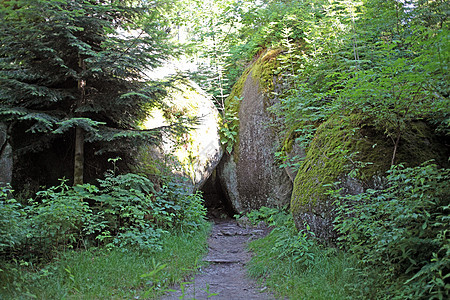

[161,219,275,300]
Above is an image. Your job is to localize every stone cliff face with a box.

[218,50,292,213]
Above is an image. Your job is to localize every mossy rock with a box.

[218,49,292,213]
[223,48,282,158]
[290,114,449,243]
[137,79,223,192]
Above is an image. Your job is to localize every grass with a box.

[245,211,360,299]
[0,222,211,299]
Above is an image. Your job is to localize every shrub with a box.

[30,180,93,255]
[246,206,281,226]
[246,208,355,299]
[246,207,316,266]
[334,162,450,299]
[0,186,27,254]
[1,168,208,259]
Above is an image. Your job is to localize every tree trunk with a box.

[391,132,401,167]
[73,127,84,185]
[74,57,86,185]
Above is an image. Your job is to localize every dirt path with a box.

[161,219,275,300]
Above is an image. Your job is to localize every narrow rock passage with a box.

[161,219,275,300]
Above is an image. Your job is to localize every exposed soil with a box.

[161,219,275,300]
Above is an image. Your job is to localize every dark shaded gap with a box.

[201,169,236,220]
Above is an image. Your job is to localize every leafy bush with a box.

[269,216,316,266]
[0,167,207,259]
[246,206,282,226]
[246,208,356,299]
[246,207,316,266]
[30,180,93,255]
[0,186,27,254]
[177,190,207,232]
[153,180,207,232]
[334,162,450,299]
[89,171,166,250]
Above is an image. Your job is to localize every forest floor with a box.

[160,218,276,300]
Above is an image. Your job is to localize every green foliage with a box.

[0,224,210,299]
[31,180,93,254]
[246,206,281,226]
[219,96,241,154]
[246,208,357,299]
[0,167,207,260]
[247,207,316,265]
[0,159,209,297]
[268,217,316,266]
[0,0,178,174]
[244,0,450,159]
[0,187,26,253]
[274,149,301,171]
[334,162,450,299]
[153,180,207,233]
[183,0,314,107]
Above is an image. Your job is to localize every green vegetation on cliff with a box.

[291,116,449,213]
[220,49,282,155]
[1,0,449,299]
[204,1,449,299]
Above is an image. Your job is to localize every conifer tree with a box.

[0,0,177,184]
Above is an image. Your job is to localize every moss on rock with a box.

[251,48,282,94]
[223,48,282,157]
[290,115,360,211]
[290,113,449,242]
[218,48,292,213]
[282,125,300,154]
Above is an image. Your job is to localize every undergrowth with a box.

[246,162,450,300]
[245,208,357,299]
[0,223,210,299]
[0,158,211,299]
[334,162,450,299]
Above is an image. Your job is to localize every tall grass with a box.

[245,209,360,299]
[0,223,211,299]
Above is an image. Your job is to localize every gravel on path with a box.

[160,219,275,300]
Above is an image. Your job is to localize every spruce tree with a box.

[0,0,177,184]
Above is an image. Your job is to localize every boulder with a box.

[290,116,450,244]
[218,50,292,213]
[138,80,223,192]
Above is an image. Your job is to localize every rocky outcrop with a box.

[0,123,13,186]
[139,80,223,192]
[218,50,292,213]
[290,116,449,243]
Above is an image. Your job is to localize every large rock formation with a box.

[218,50,293,213]
[138,79,223,192]
[290,116,450,243]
